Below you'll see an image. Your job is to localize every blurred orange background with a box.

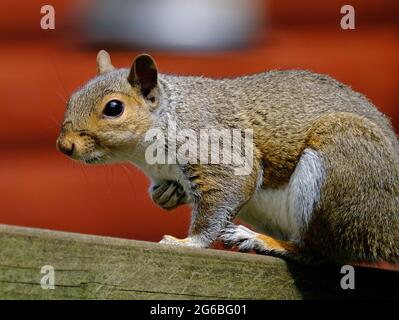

[0,0,398,247]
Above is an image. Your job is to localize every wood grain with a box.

[1,224,398,299]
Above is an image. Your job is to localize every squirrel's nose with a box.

[57,140,75,156]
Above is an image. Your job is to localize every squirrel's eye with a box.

[103,100,124,117]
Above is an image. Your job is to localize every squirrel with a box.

[57,50,399,264]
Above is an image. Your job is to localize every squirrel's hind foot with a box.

[219,223,312,263]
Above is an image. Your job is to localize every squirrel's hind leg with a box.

[220,223,316,263]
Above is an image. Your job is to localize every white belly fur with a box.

[238,148,325,242]
[238,186,294,240]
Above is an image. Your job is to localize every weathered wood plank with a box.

[1,224,398,299]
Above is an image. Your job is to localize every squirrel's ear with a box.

[128,54,158,97]
[96,50,115,74]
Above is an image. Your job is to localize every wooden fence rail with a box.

[0,224,398,299]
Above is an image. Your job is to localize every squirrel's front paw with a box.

[150,181,187,210]
[159,235,205,248]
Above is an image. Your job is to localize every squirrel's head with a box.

[56,50,159,164]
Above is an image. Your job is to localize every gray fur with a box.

[59,56,399,264]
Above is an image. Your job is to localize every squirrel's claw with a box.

[219,224,260,253]
[159,235,206,248]
[150,181,187,211]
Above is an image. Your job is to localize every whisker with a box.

[100,162,112,195]
[77,161,91,188]
[48,56,70,99]
[120,163,138,196]
[50,116,61,127]
[104,150,138,197]
[55,90,67,104]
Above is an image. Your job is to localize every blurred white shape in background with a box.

[82,0,265,50]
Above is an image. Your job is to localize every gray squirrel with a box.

[57,50,399,264]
